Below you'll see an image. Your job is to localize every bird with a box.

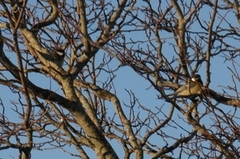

[167,74,203,99]
[51,48,65,67]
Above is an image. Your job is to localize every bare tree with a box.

[0,0,240,159]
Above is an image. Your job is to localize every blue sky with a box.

[1,1,240,159]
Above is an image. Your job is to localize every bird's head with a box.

[55,49,65,58]
[50,48,65,67]
[191,74,203,85]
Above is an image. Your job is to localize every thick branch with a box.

[202,87,240,107]
[74,80,143,158]
[170,0,188,75]
[77,0,91,52]
[70,0,128,77]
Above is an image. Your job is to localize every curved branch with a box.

[152,130,197,159]
[185,108,235,158]
[31,0,59,32]
[142,105,174,145]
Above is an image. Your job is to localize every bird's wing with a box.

[166,84,189,97]
[175,85,189,94]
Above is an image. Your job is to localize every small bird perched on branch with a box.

[167,74,203,99]
[51,49,65,67]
